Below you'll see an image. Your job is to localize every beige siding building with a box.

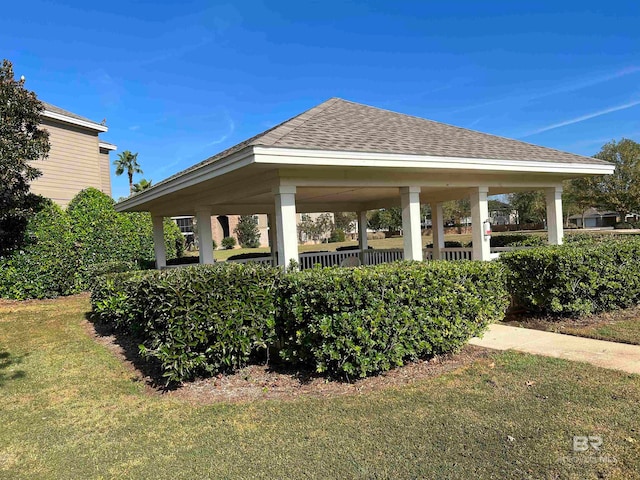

[30,103,116,208]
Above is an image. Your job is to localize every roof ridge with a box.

[256,97,342,146]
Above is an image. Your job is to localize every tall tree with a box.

[563,178,598,228]
[333,212,357,233]
[113,150,142,195]
[234,215,261,248]
[590,139,640,222]
[0,59,50,255]
[509,191,546,224]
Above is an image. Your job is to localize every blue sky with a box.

[3,0,640,199]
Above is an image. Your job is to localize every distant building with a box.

[30,102,116,208]
[568,208,640,228]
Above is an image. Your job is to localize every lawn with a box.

[1,296,640,478]
[505,306,640,346]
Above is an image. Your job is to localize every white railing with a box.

[228,256,273,265]
[362,248,404,265]
[423,248,473,261]
[299,250,362,269]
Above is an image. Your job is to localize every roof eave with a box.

[42,109,108,132]
[114,145,257,212]
[252,146,616,175]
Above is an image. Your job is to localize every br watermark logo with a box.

[557,435,617,464]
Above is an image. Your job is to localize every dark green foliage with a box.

[277,261,508,378]
[166,256,200,266]
[0,59,50,255]
[91,261,507,382]
[91,270,151,332]
[137,264,280,383]
[425,241,463,248]
[490,234,545,247]
[234,215,261,248]
[500,239,640,316]
[67,188,139,288]
[328,228,346,243]
[221,236,236,249]
[0,201,76,299]
[0,187,186,299]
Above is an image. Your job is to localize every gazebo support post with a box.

[357,210,368,265]
[430,202,445,260]
[267,214,277,266]
[546,186,564,245]
[151,215,166,269]
[400,186,423,261]
[195,208,215,264]
[470,187,491,261]
[274,185,299,268]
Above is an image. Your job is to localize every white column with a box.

[430,202,445,260]
[195,208,214,264]
[470,187,491,261]
[274,186,299,267]
[267,214,277,266]
[357,210,368,264]
[400,186,423,261]
[546,186,564,245]
[151,215,166,269]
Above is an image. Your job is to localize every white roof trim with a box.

[99,141,117,151]
[43,110,108,132]
[252,147,616,175]
[115,147,255,211]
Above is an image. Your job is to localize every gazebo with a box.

[115,98,614,268]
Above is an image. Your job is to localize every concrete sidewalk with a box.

[470,324,640,375]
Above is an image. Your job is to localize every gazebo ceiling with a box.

[115,98,614,216]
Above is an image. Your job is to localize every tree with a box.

[563,178,598,228]
[0,59,50,255]
[590,139,640,222]
[442,199,471,226]
[367,208,402,231]
[298,213,333,242]
[132,178,152,193]
[234,215,261,248]
[113,150,142,195]
[509,191,546,224]
[333,212,356,233]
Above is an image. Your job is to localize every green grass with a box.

[1,296,640,478]
[516,307,640,345]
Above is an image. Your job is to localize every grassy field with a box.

[1,296,640,479]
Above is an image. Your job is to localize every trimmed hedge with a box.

[277,261,508,378]
[500,239,640,316]
[92,261,508,382]
[93,263,280,383]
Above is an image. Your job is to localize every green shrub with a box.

[329,229,346,243]
[221,236,236,249]
[425,241,463,248]
[277,261,508,378]
[0,201,78,299]
[128,212,185,263]
[90,270,151,332]
[136,263,280,383]
[500,239,640,316]
[67,188,139,289]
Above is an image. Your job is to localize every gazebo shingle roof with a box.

[158,98,609,187]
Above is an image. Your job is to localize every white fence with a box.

[225,246,527,269]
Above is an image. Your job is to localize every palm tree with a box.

[113,150,142,195]
[132,178,152,193]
